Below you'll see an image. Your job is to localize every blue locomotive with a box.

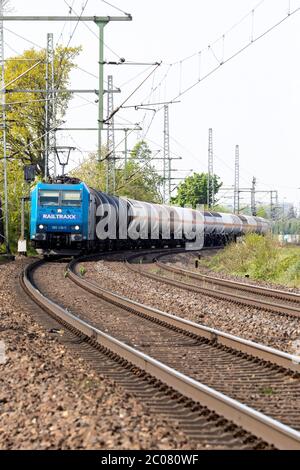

[30,180,91,255]
[30,179,271,255]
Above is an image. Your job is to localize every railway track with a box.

[126,251,300,318]
[20,254,300,449]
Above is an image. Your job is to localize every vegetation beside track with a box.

[203,234,300,287]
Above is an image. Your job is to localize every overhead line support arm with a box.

[0,14,132,162]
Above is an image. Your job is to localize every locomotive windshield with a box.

[38,189,81,207]
[61,191,81,207]
[39,190,60,206]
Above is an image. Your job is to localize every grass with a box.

[79,266,87,277]
[202,234,300,288]
[261,386,276,396]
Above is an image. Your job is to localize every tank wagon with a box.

[30,180,270,255]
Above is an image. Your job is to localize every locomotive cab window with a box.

[61,191,82,207]
[39,190,59,206]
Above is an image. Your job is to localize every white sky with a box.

[3,0,300,209]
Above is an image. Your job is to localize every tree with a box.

[171,172,222,209]
[212,204,231,213]
[0,45,80,249]
[287,206,296,220]
[0,158,31,251]
[2,46,81,173]
[256,206,268,218]
[117,141,162,202]
[71,141,163,203]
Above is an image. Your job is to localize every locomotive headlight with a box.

[75,225,80,231]
[39,224,44,230]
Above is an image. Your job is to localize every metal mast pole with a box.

[251,176,257,216]
[44,34,50,180]
[106,74,115,194]
[270,190,279,221]
[49,33,57,177]
[0,0,9,252]
[270,191,274,221]
[97,21,107,163]
[44,33,56,179]
[207,128,214,208]
[163,104,170,203]
[124,128,128,179]
[0,14,133,174]
[234,145,240,214]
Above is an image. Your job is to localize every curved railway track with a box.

[126,251,300,318]
[20,253,300,449]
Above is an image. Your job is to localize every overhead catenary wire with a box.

[1,0,298,202]
[104,62,161,123]
[56,0,76,46]
[169,0,267,67]
[3,24,104,86]
[100,0,131,17]
[3,17,161,152]
[63,0,122,60]
[115,150,162,192]
[140,1,299,125]
[134,0,267,109]
[168,4,300,103]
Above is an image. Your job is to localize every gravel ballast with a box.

[0,260,189,450]
[81,255,300,355]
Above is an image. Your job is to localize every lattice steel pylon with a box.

[251,176,257,216]
[234,145,240,214]
[0,0,9,251]
[106,75,116,194]
[207,128,215,208]
[270,190,279,221]
[44,33,57,179]
[163,104,170,203]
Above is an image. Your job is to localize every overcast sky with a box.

[3,0,300,209]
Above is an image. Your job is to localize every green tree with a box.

[2,46,80,173]
[0,159,31,252]
[212,204,231,213]
[117,141,162,202]
[0,45,81,250]
[287,206,296,220]
[171,172,222,209]
[71,141,163,203]
[256,206,268,218]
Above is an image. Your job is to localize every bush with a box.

[206,234,300,287]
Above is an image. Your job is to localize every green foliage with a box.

[117,141,163,202]
[211,204,231,213]
[0,46,81,251]
[72,141,163,203]
[3,46,81,173]
[285,260,300,283]
[205,234,300,287]
[71,153,106,189]
[79,266,86,277]
[273,218,300,235]
[261,387,275,396]
[256,206,268,218]
[0,159,34,251]
[287,206,297,219]
[171,172,222,209]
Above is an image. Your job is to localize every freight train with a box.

[30,179,270,255]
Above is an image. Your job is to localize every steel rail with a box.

[126,254,300,318]
[155,253,300,303]
[69,257,300,373]
[21,259,300,449]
